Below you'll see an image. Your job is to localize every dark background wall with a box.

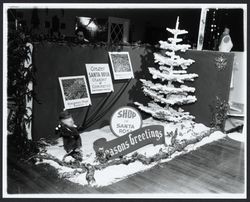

[9,9,201,45]
[32,43,154,140]
[9,8,244,51]
[203,9,244,51]
[32,43,234,141]
[179,50,234,123]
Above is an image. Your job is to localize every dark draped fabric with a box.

[32,43,234,140]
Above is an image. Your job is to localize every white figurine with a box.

[218,27,233,52]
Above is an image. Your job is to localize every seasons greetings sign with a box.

[93,106,165,160]
[93,125,165,160]
[86,64,114,94]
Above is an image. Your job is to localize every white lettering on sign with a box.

[93,125,165,160]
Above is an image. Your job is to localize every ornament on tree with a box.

[135,17,198,123]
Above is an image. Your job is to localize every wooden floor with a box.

[7,137,245,194]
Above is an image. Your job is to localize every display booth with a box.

[5,3,246,195]
[32,42,234,141]
[7,14,240,188]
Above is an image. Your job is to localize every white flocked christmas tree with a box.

[135,17,198,123]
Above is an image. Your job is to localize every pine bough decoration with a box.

[33,128,217,185]
[135,17,198,123]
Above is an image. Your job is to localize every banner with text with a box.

[93,125,165,160]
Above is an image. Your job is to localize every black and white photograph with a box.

[59,76,91,109]
[109,52,134,79]
[2,2,246,199]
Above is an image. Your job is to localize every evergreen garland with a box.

[210,96,229,132]
[8,30,39,160]
[31,128,217,185]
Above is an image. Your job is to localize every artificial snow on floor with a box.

[38,118,227,187]
[227,132,245,143]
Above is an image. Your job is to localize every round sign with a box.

[110,106,142,137]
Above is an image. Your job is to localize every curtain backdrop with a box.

[32,43,234,140]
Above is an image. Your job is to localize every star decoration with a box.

[214,55,227,71]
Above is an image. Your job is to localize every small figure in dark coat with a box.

[55,110,83,161]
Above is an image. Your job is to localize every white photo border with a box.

[2,3,247,199]
[85,63,114,94]
[108,52,134,80]
[58,75,92,109]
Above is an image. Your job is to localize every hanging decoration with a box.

[214,55,228,71]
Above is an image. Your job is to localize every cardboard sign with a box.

[110,106,142,137]
[85,64,114,94]
[93,125,165,160]
[58,75,91,109]
[108,52,134,80]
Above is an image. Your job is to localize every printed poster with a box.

[58,75,91,109]
[85,63,114,94]
[108,52,134,80]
